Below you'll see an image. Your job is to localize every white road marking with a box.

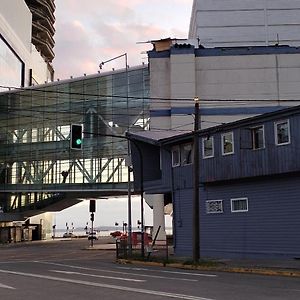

[0,269,214,300]
[0,282,16,290]
[36,261,198,282]
[117,266,217,277]
[51,269,145,282]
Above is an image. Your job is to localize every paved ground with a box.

[1,238,300,300]
[2,237,300,275]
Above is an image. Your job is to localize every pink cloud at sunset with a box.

[53,0,193,79]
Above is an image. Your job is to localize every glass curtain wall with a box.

[0,66,149,212]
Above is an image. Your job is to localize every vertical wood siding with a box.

[200,114,300,182]
[199,176,300,258]
[173,188,193,257]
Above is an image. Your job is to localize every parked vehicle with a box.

[63,232,76,238]
[110,231,122,238]
[88,232,98,240]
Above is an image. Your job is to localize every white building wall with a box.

[149,57,172,130]
[0,0,50,87]
[149,49,300,130]
[31,48,53,84]
[189,0,300,47]
[1,0,32,51]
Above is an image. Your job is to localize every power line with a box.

[3,84,300,103]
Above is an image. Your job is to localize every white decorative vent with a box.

[206,200,223,214]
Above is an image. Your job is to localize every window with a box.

[251,126,265,150]
[222,132,234,155]
[275,120,290,145]
[172,143,193,167]
[172,146,180,167]
[206,200,223,214]
[0,36,24,91]
[231,198,248,213]
[202,136,214,158]
[181,143,193,165]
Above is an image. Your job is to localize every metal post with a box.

[193,97,200,262]
[127,164,132,255]
[125,53,133,256]
[90,213,94,247]
[82,130,144,257]
[99,53,133,256]
[134,144,145,258]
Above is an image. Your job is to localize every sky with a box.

[53,0,193,79]
[54,196,157,230]
[52,0,193,229]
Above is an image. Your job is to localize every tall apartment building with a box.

[189,0,300,47]
[0,0,55,90]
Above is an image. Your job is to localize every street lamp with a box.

[99,53,133,255]
[99,53,128,71]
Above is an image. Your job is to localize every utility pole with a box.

[193,97,200,262]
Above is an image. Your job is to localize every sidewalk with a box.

[84,237,300,277]
[214,257,300,276]
[3,237,299,277]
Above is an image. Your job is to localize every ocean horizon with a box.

[55,226,173,237]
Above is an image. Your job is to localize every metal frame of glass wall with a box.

[0,66,149,213]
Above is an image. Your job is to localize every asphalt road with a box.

[0,239,300,300]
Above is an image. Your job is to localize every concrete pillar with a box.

[146,194,166,241]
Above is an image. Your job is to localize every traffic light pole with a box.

[90,212,94,247]
[82,131,145,258]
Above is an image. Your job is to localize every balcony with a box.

[28,6,55,35]
[25,0,55,23]
[32,35,55,61]
[32,21,55,48]
[25,0,55,62]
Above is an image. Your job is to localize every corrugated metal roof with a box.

[127,130,191,145]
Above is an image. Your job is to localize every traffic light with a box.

[70,124,83,149]
[89,200,96,213]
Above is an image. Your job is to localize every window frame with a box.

[171,146,180,167]
[181,143,193,166]
[274,119,290,146]
[251,125,265,150]
[221,131,234,156]
[206,200,223,214]
[202,136,214,159]
[231,197,249,213]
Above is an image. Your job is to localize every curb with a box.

[117,259,300,278]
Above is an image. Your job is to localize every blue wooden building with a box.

[128,105,300,259]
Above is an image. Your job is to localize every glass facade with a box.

[0,66,150,212]
[0,36,24,91]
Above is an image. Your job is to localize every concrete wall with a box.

[149,48,300,131]
[189,0,300,47]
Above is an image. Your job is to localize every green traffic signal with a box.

[71,124,83,149]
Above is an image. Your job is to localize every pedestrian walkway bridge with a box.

[0,66,149,220]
